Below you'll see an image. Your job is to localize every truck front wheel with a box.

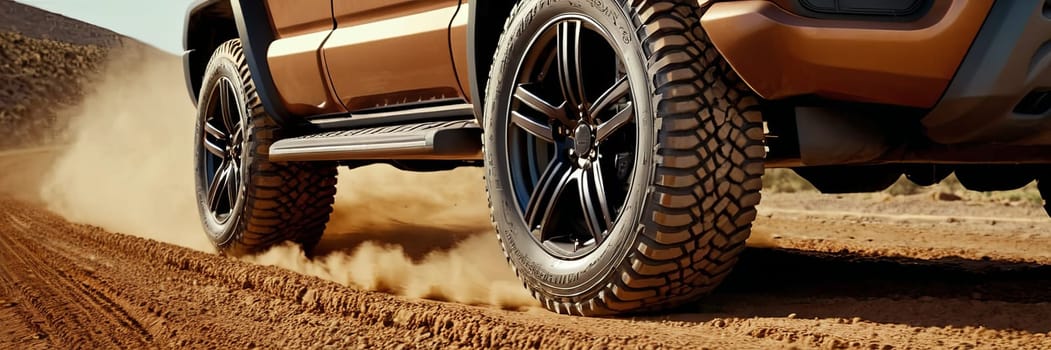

[482,0,766,315]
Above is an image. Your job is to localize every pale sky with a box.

[14,0,190,54]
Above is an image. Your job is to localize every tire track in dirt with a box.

[2,195,1050,349]
[0,212,152,348]
[0,198,789,349]
[0,216,51,350]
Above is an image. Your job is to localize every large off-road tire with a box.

[483,0,765,315]
[193,39,337,256]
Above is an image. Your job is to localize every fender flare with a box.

[184,0,291,125]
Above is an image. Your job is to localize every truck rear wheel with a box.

[193,40,337,256]
[483,0,765,315]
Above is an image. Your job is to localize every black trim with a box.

[342,98,464,115]
[467,0,484,122]
[924,0,1051,145]
[183,51,198,106]
[230,0,290,126]
[182,0,222,106]
[310,103,476,131]
[467,1,521,124]
[448,0,468,101]
[778,0,933,22]
[183,0,219,51]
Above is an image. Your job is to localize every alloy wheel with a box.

[505,15,639,259]
[198,77,246,224]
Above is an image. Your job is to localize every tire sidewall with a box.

[485,0,656,298]
[193,48,250,248]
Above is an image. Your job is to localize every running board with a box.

[268,120,482,162]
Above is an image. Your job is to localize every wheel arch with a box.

[184,0,236,106]
[184,0,291,125]
[467,0,520,123]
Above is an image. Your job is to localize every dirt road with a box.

[1,144,1049,348]
[3,197,782,349]
[2,1,1047,348]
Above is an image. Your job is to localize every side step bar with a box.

[269,120,482,162]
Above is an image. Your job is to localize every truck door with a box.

[322,0,465,112]
[264,0,345,116]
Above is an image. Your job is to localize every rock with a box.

[934,191,963,201]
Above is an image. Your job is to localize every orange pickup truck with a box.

[183,0,1051,315]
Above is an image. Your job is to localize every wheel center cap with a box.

[573,124,593,156]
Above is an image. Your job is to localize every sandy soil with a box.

[1,196,783,349]
[1,145,1050,349]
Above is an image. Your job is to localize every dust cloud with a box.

[39,45,213,252]
[249,166,537,308]
[36,45,536,308]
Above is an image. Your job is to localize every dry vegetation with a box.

[0,32,110,148]
[0,0,118,149]
[0,0,119,47]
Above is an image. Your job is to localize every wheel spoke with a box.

[579,162,612,244]
[506,17,640,257]
[225,162,240,210]
[557,20,587,110]
[204,119,226,140]
[207,162,230,211]
[230,117,244,145]
[202,138,226,158]
[525,158,574,241]
[515,85,571,126]
[511,111,554,143]
[219,81,237,134]
[590,76,629,119]
[596,102,634,142]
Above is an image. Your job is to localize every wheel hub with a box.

[572,123,594,158]
[227,136,242,159]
